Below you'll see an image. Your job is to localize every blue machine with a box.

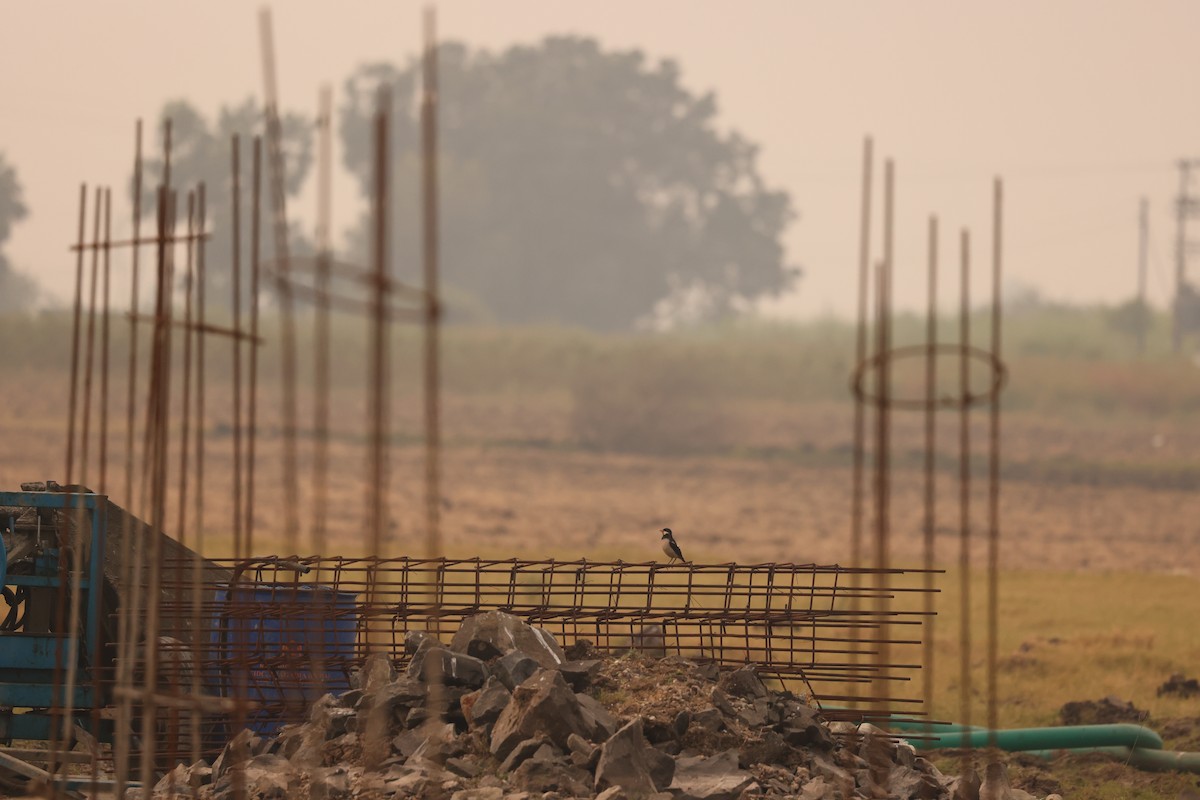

[0,489,108,743]
[0,486,361,788]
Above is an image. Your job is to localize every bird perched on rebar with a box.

[660,527,685,564]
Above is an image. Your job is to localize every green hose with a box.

[1023,746,1200,775]
[842,709,1200,774]
[905,723,1163,752]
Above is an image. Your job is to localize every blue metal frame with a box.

[0,490,106,716]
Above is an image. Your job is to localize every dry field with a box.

[2,367,1197,575]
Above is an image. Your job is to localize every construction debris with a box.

[139,610,1056,800]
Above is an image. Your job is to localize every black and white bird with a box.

[660,527,685,564]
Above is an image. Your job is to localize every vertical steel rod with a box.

[367,91,391,564]
[169,191,197,766]
[313,85,333,555]
[192,182,209,764]
[231,136,244,564]
[422,7,443,559]
[115,120,143,797]
[986,178,1003,741]
[873,161,893,711]
[923,215,938,723]
[258,7,301,553]
[848,137,872,706]
[958,228,972,747]
[100,189,112,493]
[246,139,262,555]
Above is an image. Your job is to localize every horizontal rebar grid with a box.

[141,557,935,744]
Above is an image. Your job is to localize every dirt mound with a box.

[1059,696,1149,726]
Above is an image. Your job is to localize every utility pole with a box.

[1138,197,1148,358]
[1172,159,1200,353]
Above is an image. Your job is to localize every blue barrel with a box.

[211,582,358,734]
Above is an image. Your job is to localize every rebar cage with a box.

[145,556,934,747]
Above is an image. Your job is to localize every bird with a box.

[660,527,685,564]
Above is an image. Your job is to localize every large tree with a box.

[340,37,799,330]
[141,99,314,309]
[0,153,37,311]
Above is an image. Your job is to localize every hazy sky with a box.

[2,1,1198,318]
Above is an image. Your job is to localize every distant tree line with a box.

[2,36,801,329]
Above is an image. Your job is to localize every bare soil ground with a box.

[2,382,1197,574]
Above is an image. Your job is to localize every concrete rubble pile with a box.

[145,611,1057,800]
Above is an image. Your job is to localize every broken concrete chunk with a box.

[670,749,757,800]
[500,737,550,773]
[722,665,769,699]
[464,675,513,732]
[493,649,540,690]
[490,669,596,760]
[408,646,490,689]
[555,658,603,691]
[577,690,619,741]
[449,610,566,668]
[354,652,397,693]
[594,718,661,797]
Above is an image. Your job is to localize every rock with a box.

[577,691,619,741]
[736,700,768,728]
[710,688,737,718]
[450,611,567,668]
[673,710,693,739]
[493,650,541,690]
[781,705,831,749]
[810,754,855,798]
[490,669,596,759]
[355,652,396,692]
[555,659,604,691]
[501,737,550,773]
[451,788,505,800]
[410,722,463,764]
[392,728,427,759]
[211,728,259,781]
[567,732,601,770]
[738,730,793,768]
[242,754,294,800]
[692,707,725,733]
[670,749,757,800]
[152,761,209,795]
[594,718,663,796]
[465,676,513,731]
[511,759,593,796]
[309,766,352,800]
[386,769,431,796]
[565,639,599,660]
[644,717,678,745]
[797,776,835,800]
[858,722,897,787]
[410,646,490,689]
[887,765,943,799]
[950,766,981,800]
[645,745,676,790]
[722,666,768,699]
[978,762,1004,799]
[446,756,484,779]
[405,629,436,656]
[594,787,624,800]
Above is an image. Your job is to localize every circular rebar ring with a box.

[851,343,1007,410]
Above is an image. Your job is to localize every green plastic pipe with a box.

[904,723,1164,752]
[1023,746,1200,775]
